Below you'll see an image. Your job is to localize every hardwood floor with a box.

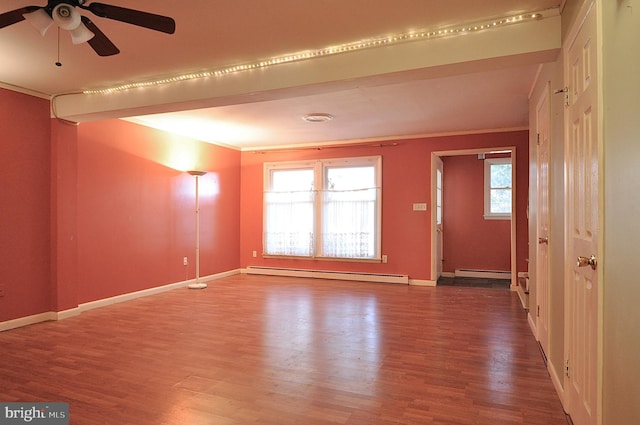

[0,275,568,424]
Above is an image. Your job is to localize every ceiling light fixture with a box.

[82,9,551,95]
[24,4,94,44]
[302,113,334,123]
[23,9,53,36]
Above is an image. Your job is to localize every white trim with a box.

[78,269,241,313]
[528,312,538,336]
[484,157,513,219]
[55,308,81,320]
[409,279,436,287]
[548,359,568,412]
[241,127,530,152]
[454,269,511,280]
[430,153,444,282]
[263,156,382,259]
[79,281,191,312]
[244,266,408,284]
[0,269,242,332]
[431,146,518,289]
[0,82,50,100]
[516,284,529,310]
[0,312,56,332]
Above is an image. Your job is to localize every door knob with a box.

[577,255,597,270]
[538,237,549,244]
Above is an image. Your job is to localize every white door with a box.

[536,85,551,358]
[432,155,444,282]
[564,2,600,424]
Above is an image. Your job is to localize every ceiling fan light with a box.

[70,22,95,44]
[23,9,53,36]
[52,4,81,31]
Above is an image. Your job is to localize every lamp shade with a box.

[70,22,95,44]
[23,9,53,36]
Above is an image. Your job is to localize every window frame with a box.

[483,157,512,220]
[263,155,382,261]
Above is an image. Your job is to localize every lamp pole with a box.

[187,170,207,289]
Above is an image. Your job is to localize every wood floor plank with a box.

[0,275,568,424]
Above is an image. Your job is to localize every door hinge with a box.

[537,305,540,317]
[537,133,541,146]
[554,86,570,106]
[565,359,570,378]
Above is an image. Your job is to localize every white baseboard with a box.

[409,279,436,287]
[79,269,241,313]
[56,308,81,320]
[0,312,56,332]
[244,266,409,284]
[516,284,529,309]
[455,268,512,280]
[548,359,568,412]
[0,269,242,332]
[527,312,537,336]
[79,280,191,313]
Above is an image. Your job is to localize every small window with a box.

[484,157,512,219]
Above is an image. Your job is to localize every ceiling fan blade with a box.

[0,6,40,29]
[84,2,175,34]
[81,16,119,56]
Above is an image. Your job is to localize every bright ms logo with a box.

[0,403,68,424]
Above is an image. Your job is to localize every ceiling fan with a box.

[0,0,175,56]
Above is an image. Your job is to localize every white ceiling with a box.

[0,0,562,150]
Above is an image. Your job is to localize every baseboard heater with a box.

[454,269,511,280]
[246,266,409,284]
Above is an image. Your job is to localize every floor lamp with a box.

[187,170,207,289]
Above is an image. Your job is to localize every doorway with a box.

[431,147,518,289]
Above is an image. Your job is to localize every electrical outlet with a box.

[183,257,188,266]
[382,255,388,263]
[413,203,427,211]
[252,250,257,258]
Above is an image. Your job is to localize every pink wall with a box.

[0,89,52,321]
[1,87,528,323]
[442,154,512,273]
[2,100,242,321]
[240,131,529,281]
[76,120,241,303]
[50,119,79,312]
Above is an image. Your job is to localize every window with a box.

[263,156,382,260]
[484,157,512,219]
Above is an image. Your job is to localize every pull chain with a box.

[55,27,62,67]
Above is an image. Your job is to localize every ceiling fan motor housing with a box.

[53,3,81,30]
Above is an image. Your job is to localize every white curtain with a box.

[321,187,378,258]
[264,190,314,256]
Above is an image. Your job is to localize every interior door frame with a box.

[431,147,518,289]
[431,154,444,282]
[535,83,551,358]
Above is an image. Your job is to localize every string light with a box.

[82,10,548,95]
